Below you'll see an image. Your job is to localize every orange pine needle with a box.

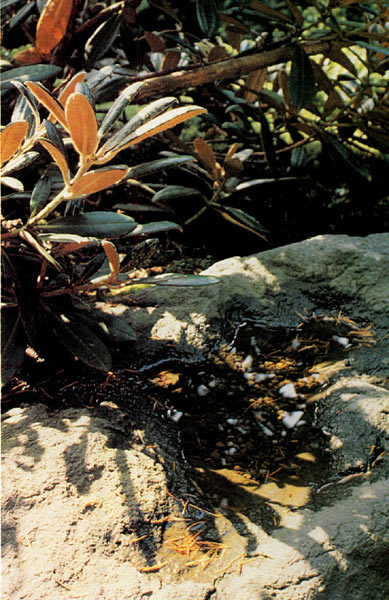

[138,562,168,573]
[130,534,147,544]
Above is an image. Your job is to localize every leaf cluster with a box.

[1,73,218,385]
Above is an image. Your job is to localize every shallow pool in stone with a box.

[144,319,360,580]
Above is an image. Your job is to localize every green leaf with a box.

[233,177,298,191]
[258,88,285,107]
[1,309,26,387]
[74,81,96,111]
[20,230,61,270]
[11,81,40,133]
[126,155,195,179]
[355,41,389,57]
[76,252,106,284]
[100,97,178,156]
[98,81,144,138]
[37,211,137,238]
[84,13,123,67]
[81,257,111,285]
[0,151,39,175]
[75,309,136,343]
[217,205,267,238]
[325,133,371,181]
[196,0,219,37]
[49,311,112,371]
[0,65,61,94]
[250,0,292,23]
[113,203,169,214]
[44,120,69,165]
[37,233,99,244]
[257,109,276,171]
[134,273,221,286]
[0,176,24,191]
[1,192,31,201]
[9,2,35,29]
[30,175,51,217]
[289,45,316,111]
[153,185,203,204]
[1,0,23,9]
[126,221,183,236]
[102,105,207,158]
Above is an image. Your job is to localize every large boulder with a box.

[2,234,389,600]
[107,233,389,373]
[1,401,194,600]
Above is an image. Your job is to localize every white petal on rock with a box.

[228,447,237,455]
[208,378,217,388]
[167,410,183,423]
[291,338,301,349]
[332,335,350,347]
[261,425,274,436]
[282,410,304,428]
[197,384,209,396]
[279,382,297,398]
[241,355,253,370]
[227,418,238,426]
[255,373,275,383]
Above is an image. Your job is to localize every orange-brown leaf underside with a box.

[70,168,128,197]
[0,121,29,167]
[26,82,68,129]
[13,47,44,65]
[57,72,86,107]
[194,137,217,173]
[40,139,70,183]
[65,93,98,158]
[36,0,73,55]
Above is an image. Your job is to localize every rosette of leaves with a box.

[1,76,219,385]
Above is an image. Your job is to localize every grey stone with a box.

[105,234,389,372]
[214,478,389,600]
[313,378,389,474]
[1,402,187,600]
